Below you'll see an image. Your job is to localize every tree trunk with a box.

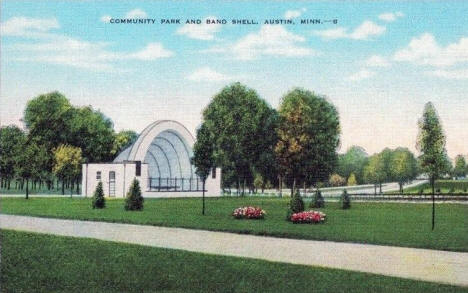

[243,178,246,196]
[432,176,435,231]
[70,177,73,198]
[374,184,377,195]
[25,178,29,199]
[278,175,282,197]
[379,182,382,194]
[202,180,206,215]
[399,182,403,193]
[76,181,80,194]
[62,179,65,195]
[291,177,296,197]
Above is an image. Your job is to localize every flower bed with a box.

[290,210,326,224]
[232,206,266,219]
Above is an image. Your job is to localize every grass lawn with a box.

[2,230,467,293]
[400,180,468,194]
[1,197,467,252]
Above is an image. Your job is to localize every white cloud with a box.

[394,33,468,67]
[176,16,221,40]
[428,69,468,80]
[284,8,306,19]
[348,69,375,81]
[0,17,59,38]
[14,39,173,70]
[231,25,316,60]
[130,42,174,60]
[314,20,386,40]
[3,16,173,71]
[99,9,147,23]
[349,21,386,40]
[378,12,404,22]
[125,9,148,19]
[100,15,112,23]
[365,55,390,67]
[187,67,232,82]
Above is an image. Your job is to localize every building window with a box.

[135,161,141,177]
[211,167,216,179]
[96,171,101,180]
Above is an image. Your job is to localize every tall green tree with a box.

[15,141,48,199]
[52,144,82,197]
[191,123,215,215]
[416,102,448,230]
[337,146,369,184]
[390,148,418,193]
[23,92,73,176]
[202,82,277,194]
[453,155,467,178]
[275,88,340,195]
[68,106,115,163]
[363,154,387,194]
[111,130,138,158]
[0,126,26,189]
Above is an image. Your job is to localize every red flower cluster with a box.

[232,206,266,219]
[290,211,326,224]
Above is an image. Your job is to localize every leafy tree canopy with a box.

[52,144,82,181]
[111,130,138,158]
[416,102,449,180]
[0,126,26,180]
[275,88,340,189]
[202,82,277,189]
[453,155,467,178]
[337,146,368,184]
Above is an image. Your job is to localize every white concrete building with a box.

[82,120,221,198]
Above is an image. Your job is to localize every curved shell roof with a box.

[114,120,196,179]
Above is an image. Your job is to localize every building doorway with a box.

[109,171,116,197]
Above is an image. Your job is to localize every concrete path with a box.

[1,214,467,287]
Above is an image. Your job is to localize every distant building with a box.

[82,120,221,198]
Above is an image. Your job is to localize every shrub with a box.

[418,189,424,195]
[464,187,467,193]
[125,179,144,211]
[289,190,305,213]
[436,188,441,193]
[310,190,325,208]
[290,211,326,224]
[91,181,105,209]
[449,187,455,194]
[340,190,351,209]
[329,173,346,187]
[232,207,265,219]
[347,173,357,186]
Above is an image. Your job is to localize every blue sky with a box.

[1,1,467,158]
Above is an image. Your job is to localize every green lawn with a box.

[2,230,466,293]
[1,197,467,252]
[401,180,468,194]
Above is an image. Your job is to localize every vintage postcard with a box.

[1,1,467,292]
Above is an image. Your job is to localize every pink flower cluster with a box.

[291,211,326,224]
[232,206,266,219]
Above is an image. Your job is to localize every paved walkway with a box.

[1,214,467,287]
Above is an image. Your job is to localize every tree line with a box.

[1,86,466,199]
[192,84,464,196]
[0,92,137,198]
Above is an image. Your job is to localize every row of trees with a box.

[192,83,340,196]
[192,83,463,198]
[0,92,138,197]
